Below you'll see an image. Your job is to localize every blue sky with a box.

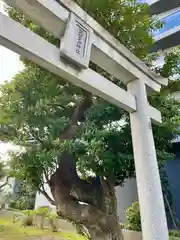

[136,0,154,3]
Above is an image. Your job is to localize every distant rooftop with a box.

[147,0,180,52]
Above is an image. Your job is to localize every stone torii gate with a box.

[0,0,169,239]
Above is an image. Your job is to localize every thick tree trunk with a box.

[48,92,122,239]
[88,226,122,240]
[49,153,122,240]
[88,227,111,240]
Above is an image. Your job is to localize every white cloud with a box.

[0,142,20,162]
[0,0,24,84]
[0,46,24,84]
[0,0,5,13]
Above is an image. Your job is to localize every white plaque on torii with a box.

[60,13,93,69]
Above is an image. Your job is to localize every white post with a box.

[127,79,169,240]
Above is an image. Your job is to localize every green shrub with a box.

[23,210,34,216]
[22,215,33,226]
[9,199,26,210]
[47,213,58,232]
[119,223,125,229]
[22,210,34,226]
[35,206,51,216]
[169,230,180,238]
[34,206,51,229]
[125,201,141,232]
[9,196,35,210]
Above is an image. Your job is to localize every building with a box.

[150,1,180,228]
[35,183,55,210]
[150,0,180,52]
[164,142,180,228]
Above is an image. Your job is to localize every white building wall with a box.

[35,183,55,210]
[155,7,180,20]
[115,178,138,223]
[153,7,180,42]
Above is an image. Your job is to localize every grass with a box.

[0,215,180,240]
[0,217,86,240]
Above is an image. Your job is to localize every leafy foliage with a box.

[35,206,51,217]
[155,48,180,79]
[0,0,180,208]
[0,162,5,180]
[9,181,36,210]
[21,210,34,226]
[35,206,51,229]
[125,201,141,232]
[169,230,180,238]
[75,0,162,59]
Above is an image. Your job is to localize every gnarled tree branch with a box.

[0,176,9,190]
[49,167,120,238]
[60,91,92,140]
